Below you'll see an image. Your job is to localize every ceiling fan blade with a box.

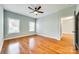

[28,7,34,10]
[37,6,41,10]
[37,11,44,13]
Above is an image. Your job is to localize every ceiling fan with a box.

[28,6,44,15]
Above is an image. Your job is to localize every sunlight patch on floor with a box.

[7,42,20,54]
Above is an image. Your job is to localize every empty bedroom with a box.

[0,4,78,54]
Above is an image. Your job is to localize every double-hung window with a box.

[8,18,20,34]
[29,22,35,32]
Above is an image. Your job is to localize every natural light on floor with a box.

[7,42,20,54]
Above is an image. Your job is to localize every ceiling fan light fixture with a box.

[28,6,43,15]
[34,11,38,14]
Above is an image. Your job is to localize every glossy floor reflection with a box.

[1,35,76,54]
[29,38,36,53]
[7,42,20,54]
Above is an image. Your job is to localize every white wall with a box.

[60,5,76,36]
[0,5,4,52]
[75,5,79,14]
[36,6,76,40]
[61,17,74,34]
[36,13,60,40]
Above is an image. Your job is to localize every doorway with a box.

[61,16,75,50]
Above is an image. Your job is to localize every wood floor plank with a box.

[1,34,77,54]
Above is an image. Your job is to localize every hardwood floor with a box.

[1,34,77,54]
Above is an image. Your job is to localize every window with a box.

[8,18,20,34]
[29,22,35,32]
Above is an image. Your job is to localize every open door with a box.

[75,11,79,51]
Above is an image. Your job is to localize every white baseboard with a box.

[37,33,60,40]
[4,34,36,40]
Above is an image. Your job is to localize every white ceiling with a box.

[2,4,75,18]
